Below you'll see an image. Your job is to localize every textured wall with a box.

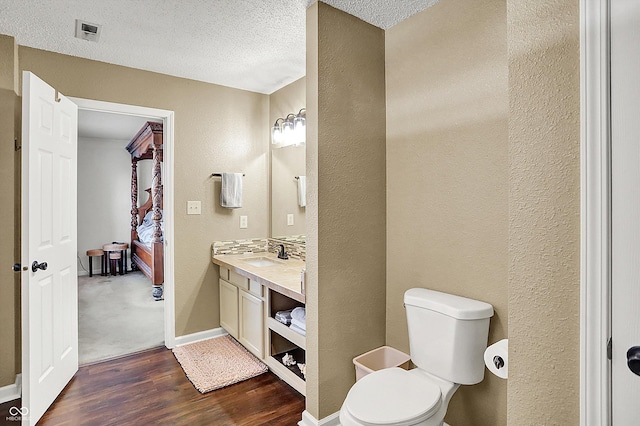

[0,35,19,388]
[269,77,306,238]
[386,0,508,424]
[306,2,387,419]
[507,0,581,424]
[16,47,270,340]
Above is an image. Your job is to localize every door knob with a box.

[627,346,640,376]
[31,261,48,273]
[12,263,26,272]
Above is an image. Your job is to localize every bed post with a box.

[130,159,139,239]
[130,158,138,271]
[151,142,164,300]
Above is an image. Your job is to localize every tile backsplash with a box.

[212,237,306,261]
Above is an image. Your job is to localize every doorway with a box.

[581,0,640,423]
[76,109,165,364]
[70,97,176,352]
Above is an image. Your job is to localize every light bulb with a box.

[272,124,283,144]
[282,120,294,145]
[294,115,306,145]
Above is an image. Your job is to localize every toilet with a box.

[339,288,494,426]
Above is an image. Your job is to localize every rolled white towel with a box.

[275,309,293,325]
[291,307,306,323]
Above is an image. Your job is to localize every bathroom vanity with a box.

[211,252,307,395]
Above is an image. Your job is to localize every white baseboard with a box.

[0,374,21,404]
[298,410,341,426]
[173,327,227,347]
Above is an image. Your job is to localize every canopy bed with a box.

[126,121,164,300]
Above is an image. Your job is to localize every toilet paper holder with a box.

[484,338,508,379]
[493,355,505,369]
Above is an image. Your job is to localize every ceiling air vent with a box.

[75,19,102,42]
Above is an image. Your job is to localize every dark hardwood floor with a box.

[0,347,305,426]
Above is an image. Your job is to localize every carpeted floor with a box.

[79,271,164,364]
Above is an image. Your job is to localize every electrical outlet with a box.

[287,214,294,226]
[187,201,201,215]
[240,215,248,229]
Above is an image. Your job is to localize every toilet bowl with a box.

[339,288,494,426]
[339,368,458,426]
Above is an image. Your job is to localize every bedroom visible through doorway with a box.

[73,98,176,362]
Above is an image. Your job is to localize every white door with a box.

[21,71,78,425]
[611,0,640,423]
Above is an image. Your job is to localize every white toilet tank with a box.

[404,288,494,385]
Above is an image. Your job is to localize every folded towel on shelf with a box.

[290,323,306,336]
[220,173,243,208]
[291,307,306,323]
[291,318,306,331]
[297,176,306,208]
[275,309,293,325]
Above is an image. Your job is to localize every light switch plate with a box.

[287,214,294,226]
[240,215,248,229]
[187,201,201,215]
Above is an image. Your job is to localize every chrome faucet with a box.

[271,244,289,260]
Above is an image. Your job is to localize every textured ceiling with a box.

[0,0,438,95]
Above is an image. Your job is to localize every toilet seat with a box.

[344,368,442,426]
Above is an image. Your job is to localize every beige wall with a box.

[0,35,19,387]
[386,0,508,424]
[12,47,269,342]
[269,77,306,238]
[306,2,387,418]
[507,0,581,423]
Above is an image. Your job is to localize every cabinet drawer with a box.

[249,279,263,298]
[228,269,249,290]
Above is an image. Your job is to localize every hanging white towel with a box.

[220,173,243,208]
[297,176,306,208]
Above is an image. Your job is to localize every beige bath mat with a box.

[172,335,268,393]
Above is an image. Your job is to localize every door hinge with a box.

[607,337,612,360]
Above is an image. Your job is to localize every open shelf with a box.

[264,356,306,396]
[272,347,306,381]
[267,317,306,350]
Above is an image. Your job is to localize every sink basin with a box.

[243,257,283,267]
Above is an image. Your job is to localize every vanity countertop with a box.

[212,253,306,303]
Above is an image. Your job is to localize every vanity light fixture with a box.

[272,108,306,147]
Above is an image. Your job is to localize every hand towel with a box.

[290,323,306,336]
[220,173,243,208]
[291,318,306,331]
[297,176,306,208]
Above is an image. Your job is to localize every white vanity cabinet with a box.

[213,255,306,395]
[219,267,264,359]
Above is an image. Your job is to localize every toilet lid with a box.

[344,368,442,426]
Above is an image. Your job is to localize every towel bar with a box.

[211,173,245,177]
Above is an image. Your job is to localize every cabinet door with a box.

[239,290,264,359]
[219,279,239,339]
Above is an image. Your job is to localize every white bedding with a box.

[137,210,164,247]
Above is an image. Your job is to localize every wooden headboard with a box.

[138,186,163,225]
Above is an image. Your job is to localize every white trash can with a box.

[353,346,411,381]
